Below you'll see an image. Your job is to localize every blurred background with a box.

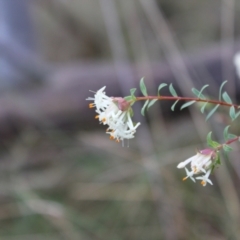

[0,0,240,239]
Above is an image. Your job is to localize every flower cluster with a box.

[177,149,217,186]
[87,87,140,142]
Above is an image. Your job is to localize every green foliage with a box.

[158,83,168,96]
[192,84,208,99]
[235,110,240,119]
[222,91,232,104]
[200,102,208,113]
[124,88,137,104]
[169,84,178,97]
[206,104,220,121]
[130,88,137,98]
[223,125,231,141]
[229,106,236,121]
[218,80,228,101]
[211,152,221,172]
[140,78,148,96]
[206,132,221,148]
[227,133,237,139]
[124,96,134,102]
[147,99,158,110]
[180,100,196,110]
[141,100,149,116]
[171,100,179,111]
[223,144,233,152]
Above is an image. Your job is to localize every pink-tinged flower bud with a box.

[112,98,131,111]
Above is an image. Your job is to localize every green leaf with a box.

[223,125,230,141]
[229,106,236,121]
[206,104,220,121]
[180,100,196,110]
[124,96,134,101]
[158,83,167,96]
[198,84,209,98]
[192,88,206,99]
[200,102,208,113]
[211,153,221,171]
[130,88,137,97]
[235,110,240,119]
[223,144,233,152]
[227,133,237,140]
[169,84,178,97]
[147,99,158,110]
[141,100,149,116]
[222,91,232,104]
[192,84,209,99]
[219,80,228,101]
[206,132,221,148]
[140,78,148,96]
[171,100,179,111]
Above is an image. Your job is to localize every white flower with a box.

[196,169,213,186]
[183,167,195,182]
[177,149,216,186]
[87,86,113,111]
[87,87,140,142]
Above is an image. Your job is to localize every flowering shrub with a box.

[87,78,240,187]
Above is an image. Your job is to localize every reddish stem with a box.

[136,96,239,109]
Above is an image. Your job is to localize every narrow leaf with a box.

[229,106,236,121]
[124,96,133,101]
[192,88,205,99]
[227,133,237,140]
[206,132,220,148]
[171,100,179,111]
[198,84,209,98]
[206,104,220,121]
[130,88,136,96]
[141,100,149,116]
[219,80,228,101]
[235,110,240,119]
[222,91,232,104]
[200,102,208,113]
[223,125,230,141]
[147,99,158,110]
[169,84,178,97]
[158,83,167,96]
[180,100,196,110]
[140,78,148,96]
[223,144,233,152]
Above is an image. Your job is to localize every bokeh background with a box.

[0,0,240,239]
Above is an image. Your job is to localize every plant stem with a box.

[136,96,239,109]
[216,136,240,151]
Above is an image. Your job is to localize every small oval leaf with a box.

[158,83,167,96]
[130,88,137,96]
[201,102,208,113]
[222,91,232,104]
[206,104,220,121]
[192,88,205,99]
[141,100,149,116]
[140,78,148,96]
[219,80,228,101]
[169,84,178,97]
[171,99,179,111]
[147,99,158,110]
[180,100,196,110]
[223,125,230,141]
[223,144,233,152]
[229,106,236,121]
